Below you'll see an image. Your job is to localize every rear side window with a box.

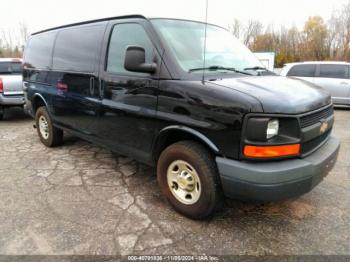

[24,32,56,69]
[319,64,349,79]
[53,24,105,73]
[287,64,316,77]
[106,23,154,75]
[0,62,22,74]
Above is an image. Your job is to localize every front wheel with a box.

[35,106,63,147]
[157,141,223,219]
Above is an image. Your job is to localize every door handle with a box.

[99,79,105,99]
[90,77,95,96]
[340,82,349,85]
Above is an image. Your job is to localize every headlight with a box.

[266,119,279,139]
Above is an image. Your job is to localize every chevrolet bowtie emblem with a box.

[320,120,329,134]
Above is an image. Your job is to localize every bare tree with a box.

[243,20,263,46]
[1,29,14,50]
[325,1,350,60]
[19,23,30,50]
[340,1,350,59]
[229,19,242,39]
[328,14,341,57]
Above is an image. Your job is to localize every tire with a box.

[157,140,223,219]
[35,106,63,147]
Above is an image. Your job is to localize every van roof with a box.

[31,15,226,36]
[32,14,147,35]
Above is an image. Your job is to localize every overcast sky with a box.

[1,0,348,33]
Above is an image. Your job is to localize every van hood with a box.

[209,76,331,114]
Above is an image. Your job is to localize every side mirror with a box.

[124,46,157,74]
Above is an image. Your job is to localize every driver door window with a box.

[106,23,154,76]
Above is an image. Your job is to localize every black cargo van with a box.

[23,15,340,219]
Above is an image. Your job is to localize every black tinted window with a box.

[53,24,105,72]
[0,62,22,74]
[319,64,349,79]
[107,23,153,75]
[287,64,316,77]
[24,32,56,69]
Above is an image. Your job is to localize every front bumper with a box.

[216,135,340,201]
[0,93,25,106]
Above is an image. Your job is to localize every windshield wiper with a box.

[189,66,252,75]
[244,66,268,71]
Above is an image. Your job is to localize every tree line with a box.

[230,0,350,67]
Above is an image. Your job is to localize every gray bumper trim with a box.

[216,135,340,201]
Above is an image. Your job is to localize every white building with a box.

[254,52,275,71]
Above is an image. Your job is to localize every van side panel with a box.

[23,31,57,117]
[24,22,108,138]
[50,22,107,136]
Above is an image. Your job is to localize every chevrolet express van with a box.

[23,15,340,219]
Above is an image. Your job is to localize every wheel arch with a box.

[152,125,221,162]
[32,93,49,114]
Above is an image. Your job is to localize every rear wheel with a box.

[35,106,63,147]
[157,141,223,219]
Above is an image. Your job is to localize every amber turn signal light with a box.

[244,144,300,158]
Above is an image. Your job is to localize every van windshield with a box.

[151,19,263,74]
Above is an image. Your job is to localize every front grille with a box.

[301,129,331,155]
[300,106,333,128]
